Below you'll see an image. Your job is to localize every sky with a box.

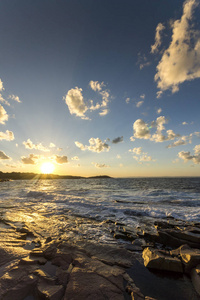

[0,0,200,177]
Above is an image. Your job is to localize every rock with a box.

[56,268,70,285]
[170,244,190,257]
[45,237,53,243]
[37,282,64,300]
[191,264,200,296]
[64,267,124,300]
[142,247,183,273]
[20,256,47,265]
[1,274,37,300]
[180,247,200,272]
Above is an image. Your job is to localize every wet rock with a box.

[191,264,200,296]
[37,282,64,300]
[142,247,183,273]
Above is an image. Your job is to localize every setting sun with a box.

[40,162,55,174]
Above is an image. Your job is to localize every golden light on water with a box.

[40,162,55,174]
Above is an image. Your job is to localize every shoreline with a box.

[0,212,200,299]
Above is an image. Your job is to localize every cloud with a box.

[132,116,180,143]
[64,87,88,119]
[71,156,79,161]
[8,94,21,103]
[151,23,165,54]
[178,144,200,164]
[99,108,109,116]
[75,137,110,153]
[167,132,200,148]
[0,150,10,160]
[136,101,144,108]
[112,136,123,144]
[182,121,188,125]
[23,139,50,152]
[54,155,68,164]
[92,162,109,168]
[140,94,145,99]
[129,147,142,155]
[155,0,200,93]
[21,154,40,164]
[137,52,151,69]
[157,108,162,114]
[0,79,3,91]
[125,97,130,104]
[130,146,155,163]
[89,81,104,92]
[0,94,10,106]
[0,130,14,141]
[0,105,9,124]
[133,119,151,139]
[116,154,121,159]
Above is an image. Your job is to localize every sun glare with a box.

[40,162,55,174]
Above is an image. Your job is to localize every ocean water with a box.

[0,177,200,243]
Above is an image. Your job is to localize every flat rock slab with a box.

[142,247,183,273]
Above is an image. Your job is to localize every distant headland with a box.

[0,171,111,181]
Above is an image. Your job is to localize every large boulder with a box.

[142,247,183,273]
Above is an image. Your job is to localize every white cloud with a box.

[178,144,200,164]
[54,155,68,164]
[132,116,181,143]
[64,87,88,119]
[0,94,10,106]
[0,79,4,91]
[133,119,151,139]
[125,97,130,104]
[71,156,79,161]
[129,147,142,155]
[151,23,165,54]
[90,100,101,111]
[89,81,104,92]
[140,94,145,99]
[75,137,110,153]
[0,150,10,160]
[136,101,144,108]
[0,105,9,124]
[99,108,109,116]
[182,121,188,125]
[157,108,162,114]
[49,143,56,148]
[116,154,121,159]
[21,154,41,165]
[8,94,21,103]
[155,0,200,93]
[0,130,14,141]
[23,139,50,152]
[92,162,109,168]
[137,52,151,69]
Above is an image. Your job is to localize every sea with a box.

[0,177,200,243]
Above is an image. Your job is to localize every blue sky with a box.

[0,0,200,177]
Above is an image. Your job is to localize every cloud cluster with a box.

[178,144,200,164]
[167,132,200,148]
[155,0,200,94]
[21,154,41,165]
[132,116,180,143]
[23,139,50,152]
[129,147,155,163]
[8,94,21,103]
[136,101,144,108]
[0,130,14,141]
[75,137,110,153]
[151,23,165,54]
[64,81,111,119]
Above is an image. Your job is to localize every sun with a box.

[40,162,55,174]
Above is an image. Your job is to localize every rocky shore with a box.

[0,214,200,299]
